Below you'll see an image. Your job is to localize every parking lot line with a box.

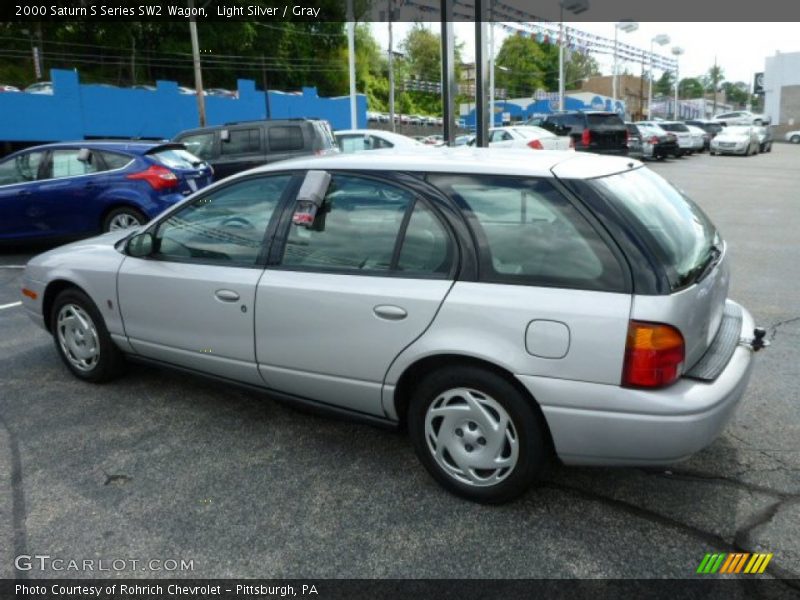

[0,301,22,310]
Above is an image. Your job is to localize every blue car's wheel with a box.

[103,207,146,232]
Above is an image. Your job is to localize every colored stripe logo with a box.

[697,552,773,574]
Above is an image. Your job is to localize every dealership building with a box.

[763,51,800,128]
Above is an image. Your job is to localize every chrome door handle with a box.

[373,305,407,321]
[215,289,240,302]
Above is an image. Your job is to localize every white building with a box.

[764,51,800,127]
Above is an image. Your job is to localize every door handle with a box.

[214,289,240,302]
[16,190,32,196]
[373,305,407,321]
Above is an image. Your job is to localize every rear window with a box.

[659,123,689,133]
[587,114,625,128]
[589,167,717,291]
[151,148,204,169]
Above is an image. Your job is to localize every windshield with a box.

[589,167,718,290]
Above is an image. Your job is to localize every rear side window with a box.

[430,174,626,292]
[269,126,304,152]
[49,149,99,178]
[97,151,133,170]
[281,175,413,272]
[222,128,261,155]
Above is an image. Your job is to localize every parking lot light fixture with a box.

[558,0,590,111]
[647,34,670,119]
[613,21,638,107]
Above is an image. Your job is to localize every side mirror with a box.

[220,129,230,143]
[292,170,331,229]
[77,148,92,163]
[126,232,154,257]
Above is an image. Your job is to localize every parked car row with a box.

[367,111,444,127]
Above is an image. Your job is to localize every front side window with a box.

[221,128,261,155]
[154,175,291,265]
[281,175,414,273]
[430,174,626,291]
[0,151,44,185]
[49,149,99,178]
[179,132,215,160]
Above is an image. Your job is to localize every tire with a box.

[51,288,125,382]
[790,135,800,144]
[408,366,548,504]
[102,206,147,233]
[767,143,773,153]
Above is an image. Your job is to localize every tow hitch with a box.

[750,327,769,352]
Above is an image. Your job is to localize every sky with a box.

[370,22,800,86]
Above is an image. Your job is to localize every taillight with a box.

[625,129,630,144]
[126,165,179,191]
[527,139,544,150]
[581,128,591,147]
[622,321,685,388]
[649,136,660,144]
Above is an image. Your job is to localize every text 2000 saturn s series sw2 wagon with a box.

[21,149,767,503]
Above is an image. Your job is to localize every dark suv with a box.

[173,118,337,181]
[531,111,628,155]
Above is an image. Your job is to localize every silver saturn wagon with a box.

[21,149,767,503]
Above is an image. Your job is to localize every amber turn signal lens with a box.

[21,288,37,300]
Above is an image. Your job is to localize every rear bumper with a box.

[517,301,757,466]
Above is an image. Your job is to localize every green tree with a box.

[678,77,705,98]
[654,71,675,96]
[494,34,548,98]
[704,64,725,95]
[564,51,600,90]
[721,81,750,107]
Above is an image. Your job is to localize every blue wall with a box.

[463,94,627,127]
[0,69,367,142]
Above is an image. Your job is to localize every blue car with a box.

[0,141,213,242]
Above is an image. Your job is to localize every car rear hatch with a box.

[586,113,627,151]
[582,165,733,379]
[146,144,214,195]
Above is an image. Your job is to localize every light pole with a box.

[672,46,684,120]
[613,20,638,109]
[647,34,670,119]
[558,0,590,111]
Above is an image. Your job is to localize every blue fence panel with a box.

[0,69,366,143]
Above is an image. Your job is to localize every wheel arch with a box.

[42,279,89,332]
[392,353,556,454]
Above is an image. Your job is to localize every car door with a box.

[255,172,456,416]
[0,149,46,240]
[117,173,297,385]
[35,148,110,236]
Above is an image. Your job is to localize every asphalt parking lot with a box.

[1,145,798,585]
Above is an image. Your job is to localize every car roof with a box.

[8,140,179,155]
[245,147,641,180]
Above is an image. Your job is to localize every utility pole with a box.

[346,0,357,129]
[261,55,271,119]
[188,0,206,127]
[712,55,718,115]
[388,0,395,132]
[440,0,456,145]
